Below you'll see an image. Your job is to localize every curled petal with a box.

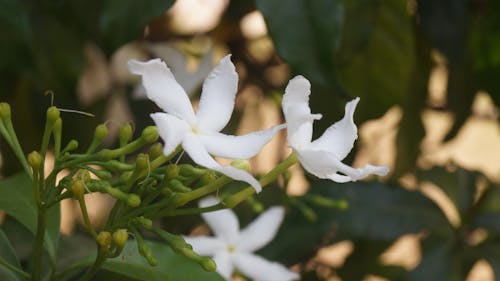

[213,251,234,281]
[198,197,240,244]
[311,97,359,160]
[232,252,299,281]
[128,59,196,124]
[196,55,238,132]
[237,207,284,252]
[296,149,388,182]
[200,124,285,159]
[150,113,189,155]
[282,76,321,147]
[183,236,226,256]
[182,133,262,192]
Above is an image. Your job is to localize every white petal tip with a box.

[127,58,163,75]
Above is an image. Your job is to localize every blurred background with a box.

[0,0,499,280]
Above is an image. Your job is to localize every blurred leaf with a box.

[336,0,415,121]
[260,181,450,265]
[417,167,480,215]
[0,173,60,263]
[408,233,476,281]
[99,0,175,55]
[471,183,500,232]
[338,240,393,280]
[0,228,24,281]
[256,0,344,86]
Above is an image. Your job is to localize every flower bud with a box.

[63,140,78,152]
[138,242,158,266]
[168,179,191,192]
[70,180,85,198]
[127,194,141,208]
[112,229,129,248]
[179,164,205,177]
[75,169,91,184]
[119,123,133,143]
[133,216,152,229]
[231,159,250,171]
[0,102,11,121]
[135,153,149,173]
[94,124,108,142]
[27,151,42,169]
[200,257,217,272]
[149,143,163,160]
[165,164,179,181]
[199,171,217,185]
[46,106,60,124]
[141,126,159,143]
[53,118,62,133]
[93,169,112,180]
[96,231,112,248]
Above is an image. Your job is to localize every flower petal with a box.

[200,124,285,159]
[213,251,234,281]
[237,207,284,252]
[296,149,388,182]
[182,133,262,192]
[183,236,226,256]
[232,252,299,281]
[311,97,359,160]
[282,76,321,148]
[150,113,189,155]
[198,196,240,244]
[128,59,196,124]
[196,55,238,132]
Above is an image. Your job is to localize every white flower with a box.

[128,55,283,192]
[185,197,299,281]
[282,75,389,182]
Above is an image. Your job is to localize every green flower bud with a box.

[75,169,91,184]
[112,229,129,248]
[96,149,113,161]
[70,180,85,198]
[0,102,11,121]
[141,126,159,143]
[96,231,112,248]
[27,151,42,169]
[127,194,141,208]
[168,179,191,192]
[46,106,60,124]
[200,257,217,272]
[93,169,112,180]
[119,123,133,143]
[199,171,217,185]
[135,153,149,173]
[138,242,158,266]
[94,124,108,142]
[133,216,153,230]
[231,159,250,171]
[165,164,180,181]
[149,143,163,160]
[62,140,78,152]
[53,118,62,133]
[179,164,205,177]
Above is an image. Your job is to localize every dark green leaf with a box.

[99,0,175,54]
[0,228,24,281]
[0,173,60,263]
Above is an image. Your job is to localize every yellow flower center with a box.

[227,244,235,253]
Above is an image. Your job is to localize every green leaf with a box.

[336,0,415,120]
[0,228,25,281]
[417,167,479,215]
[99,0,175,55]
[256,0,344,86]
[260,181,450,265]
[0,173,60,263]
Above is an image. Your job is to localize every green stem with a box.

[1,118,31,177]
[32,206,47,281]
[78,196,97,239]
[161,204,225,217]
[224,152,298,208]
[77,246,107,281]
